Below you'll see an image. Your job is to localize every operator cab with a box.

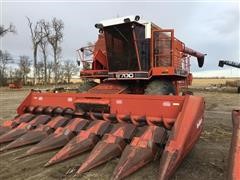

[95,15,151,80]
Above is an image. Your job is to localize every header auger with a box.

[0,15,206,179]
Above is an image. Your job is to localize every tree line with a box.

[0,18,78,86]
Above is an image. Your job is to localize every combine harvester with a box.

[218,60,240,93]
[228,110,240,180]
[0,16,206,179]
[219,61,240,180]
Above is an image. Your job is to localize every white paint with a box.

[196,118,203,129]
[67,97,73,102]
[99,15,148,27]
[116,100,123,105]
[38,97,43,101]
[145,22,151,39]
[162,101,171,107]
[172,103,180,106]
[99,15,153,40]
[33,97,37,100]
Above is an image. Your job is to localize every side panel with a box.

[158,95,205,180]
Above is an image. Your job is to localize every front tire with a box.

[144,80,176,95]
[78,80,98,93]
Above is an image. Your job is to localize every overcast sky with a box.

[0,1,239,72]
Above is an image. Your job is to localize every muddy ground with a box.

[0,85,239,180]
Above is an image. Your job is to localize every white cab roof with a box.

[99,15,149,27]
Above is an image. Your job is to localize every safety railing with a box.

[77,45,95,70]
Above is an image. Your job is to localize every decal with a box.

[172,103,180,106]
[163,101,171,107]
[116,72,134,79]
[116,100,123,104]
[67,97,73,102]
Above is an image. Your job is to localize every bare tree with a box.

[13,68,23,82]
[27,17,46,85]
[0,24,15,86]
[63,60,78,84]
[7,66,14,83]
[57,63,65,84]
[43,18,64,84]
[0,23,16,37]
[39,37,48,84]
[0,50,12,86]
[47,61,53,83]
[36,61,44,84]
[18,56,31,85]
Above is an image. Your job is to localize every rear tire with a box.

[144,80,176,95]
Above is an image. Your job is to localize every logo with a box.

[116,72,134,79]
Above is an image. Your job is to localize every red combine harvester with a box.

[218,61,240,180]
[228,110,240,180]
[0,16,206,179]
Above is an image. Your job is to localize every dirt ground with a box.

[0,81,239,180]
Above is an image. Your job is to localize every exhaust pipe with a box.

[183,46,206,68]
